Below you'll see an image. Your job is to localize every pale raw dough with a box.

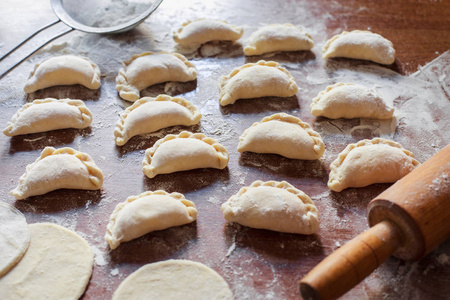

[310,83,394,119]
[328,138,420,192]
[219,60,298,106]
[0,201,30,278]
[173,18,243,45]
[116,51,197,102]
[244,24,314,56]
[142,131,229,178]
[112,259,233,300]
[0,223,94,300]
[11,147,104,200]
[3,98,92,136]
[322,30,396,65]
[221,180,319,234]
[238,113,325,160]
[114,95,202,146]
[105,190,197,249]
[23,55,101,93]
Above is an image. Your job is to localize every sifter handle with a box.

[299,220,402,300]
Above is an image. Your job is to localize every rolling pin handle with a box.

[300,220,403,300]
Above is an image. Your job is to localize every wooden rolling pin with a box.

[300,144,450,300]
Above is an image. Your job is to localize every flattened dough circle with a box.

[0,202,30,278]
[112,259,233,300]
[0,223,94,300]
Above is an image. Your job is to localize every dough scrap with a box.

[23,55,101,93]
[0,223,93,300]
[112,259,233,300]
[328,138,420,192]
[114,95,202,146]
[322,30,396,65]
[142,131,229,178]
[310,83,394,119]
[0,201,30,278]
[238,113,325,160]
[221,180,319,234]
[3,98,92,136]
[244,24,314,56]
[116,52,197,102]
[219,60,298,106]
[106,190,197,250]
[173,18,243,45]
[11,147,104,200]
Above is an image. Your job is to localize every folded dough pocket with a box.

[221,180,320,234]
[105,190,197,249]
[114,95,201,146]
[322,30,396,65]
[116,52,197,102]
[173,18,243,45]
[24,55,101,93]
[218,60,298,106]
[11,147,104,200]
[3,98,92,136]
[142,131,229,178]
[238,113,325,160]
[328,138,420,192]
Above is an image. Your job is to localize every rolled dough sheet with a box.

[112,259,234,300]
[0,201,30,278]
[0,222,94,300]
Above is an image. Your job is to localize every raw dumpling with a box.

[173,18,243,45]
[322,30,396,65]
[142,131,229,178]
[11,147,104,200]
[0,223,93,300]
[219,60,298,106]
[244,24,314,56]
[328,138,420,192]
[3,98,92,136]
[24,55,101,93]
[238,113,325,160]
[310,83,394,119]
[221,180,319,234]
[105,190,197,249]
[0,201,30,278]
[112,260,233,300]
[116,52,197,102]
[114,95,202,146]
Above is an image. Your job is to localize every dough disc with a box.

[0,201,30,278]
[113,259,234,300]
[0,223,94,300]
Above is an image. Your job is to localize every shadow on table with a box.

[14,189,102,213]
[109,222,198,264]
[143,167,230,194]
[26,85,101,101]
[245,50,316,64]
[239,152,327,180]
[220,95,299,115]
[329,183,391,211]
[223,223,323,260]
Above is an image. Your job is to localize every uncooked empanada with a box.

[114,95,201,146]
[328,138,420,192]
[219,60,298,106]
[238,113,325,160]
[142,131,229,178]
[116,52,197,102]
[221,180,319,234]
[173,18,243,45]
[3,98,92,136]
[310,83,394,119]
[105,190,197,249]
[322,30,396,65]
[24,55,101,93]
[244,24,314,56]
[11,147,103,200]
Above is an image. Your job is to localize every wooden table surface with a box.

[1,0,449,299]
